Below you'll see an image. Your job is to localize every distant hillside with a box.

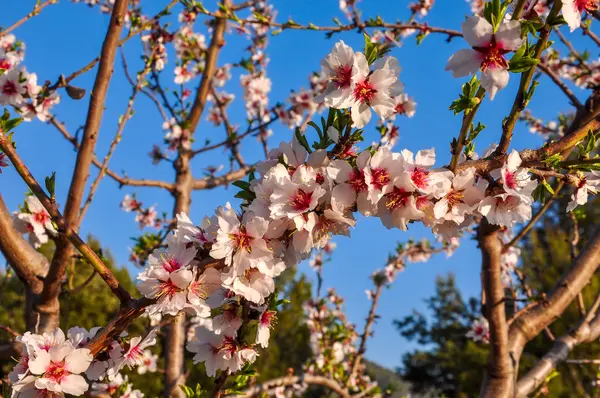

[363,360,438,398]
[364,360,411,397]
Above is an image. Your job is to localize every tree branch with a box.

[479,221,513,398]
[0,134,132,305]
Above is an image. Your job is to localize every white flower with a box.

[466,316,490,343]
[210,204,272,274]
[256,307,277,348]
[269,165,327,219]
[567,171,600,211]
[479,194,532,227]
[137,268,193,316]
[186,327,225,377]
[28,341,93,395]
[137,350,158,374]
[401,148,452,197]
[445,16,524,99]
[0,67,26,105]
[562,0,599,31]
[349,53,398,128]
[434,168,488,224]
[321,40,356,108]
[186,267,222,316]
[109,329,158,376]
[495,150,537,203]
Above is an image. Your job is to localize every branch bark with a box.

[479,221,513,398]
[506,226,600,392]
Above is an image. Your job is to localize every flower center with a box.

[370,168,390,191]
[33,211,50,225]
[333,65,353,89]
[0,59,11,71]
[230,227,253,252]
[474,38,509,71]
[348,169,368,192]
[504,171,518,190]
[352,80,377,103]
[411,167,429,189]
[395,102,406,115]
[126,344,145,363]
[446,189,465,208]
[46,360,68,382]
[161,254,182,273]
[158,280,182,298]
[2,80,17,96]
[260,310,277,328]
[385,187,412,210]
[576,0,599,12]
[289,189,313,212]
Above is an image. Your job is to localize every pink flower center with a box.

[126,344,144,361]
[220,337,238,355]
[2,80,17,96]
[33,211,50,225]
[289,189,313,212]
[411,167,430,189]
[474,38,509,71]
[348,169,368,192]
[575,0,599,12]
[46,360,69,382]
[0,59,11,70]
[333,65,353,89]
[158,280,181,298]
[385,187,412,210]
[504,171,518,190]
[162,255,182,273]
[316,173,325,185]
[352,80,377,103]
[260,310,277,328]
[370,168,390,191]
[395,102,406,115]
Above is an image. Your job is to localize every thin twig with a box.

[0,0,56,38]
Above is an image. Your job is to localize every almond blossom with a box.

[567,171,600,211]
[445,16,524,99]
[466,316,490,343]
[562,0,599,31]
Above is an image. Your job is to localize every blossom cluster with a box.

[0,34,60,122]
[120,194,163,230]
[13,195,56,248]
[9,326,158,397]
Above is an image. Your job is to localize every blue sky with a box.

[1,0,587,370]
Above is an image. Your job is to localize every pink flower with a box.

[321,41,356,109]
[256,307,277,348]
[445,16,524,99]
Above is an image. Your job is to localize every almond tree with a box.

[2,0,600,397]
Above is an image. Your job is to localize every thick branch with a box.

[507,226,600,374]
[479,221,513,398]
[0,135,131,304]
[516,293,600,397]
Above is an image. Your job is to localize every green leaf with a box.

[509,57,540,73]
[45,172,56,199]
[541,179,554,194]
[232,180,251,191]
[294,127,312,153]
